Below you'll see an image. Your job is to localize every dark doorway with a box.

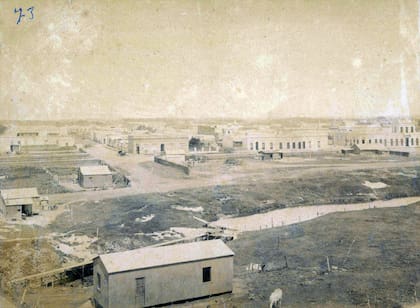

[135,277,145,307]
[22,205,32,216]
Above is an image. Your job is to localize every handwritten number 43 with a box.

[14,7,35,25]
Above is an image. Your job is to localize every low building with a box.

[245,129,330,153]
[127,132,189,155]
[78,166,113,189]
[330,119,420,150]
[258,151,283,160]
[93,240,235,308]
[0,188,40,220]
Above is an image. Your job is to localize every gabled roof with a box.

[97,240,234,274]
[0,187,39,200]
[79,165,112,176]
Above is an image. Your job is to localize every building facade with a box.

[331,120,420,150]
[93,240,234,308]
[244,129,330,153]
[127,133,189,156]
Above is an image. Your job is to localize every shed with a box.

[0,187,40,220]
[79,166,113,189]
[93,240,234,308]
[258,151,283,160]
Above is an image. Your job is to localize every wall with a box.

[80,174,113,188]
[154,156,190,175]
[5,205,23,220]
[105,256,233,308]
[93,259,109,308]
[128,136,189,155]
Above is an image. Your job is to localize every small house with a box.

[0,187,40,220]
[79,166,113,189]
[93,240,234,308]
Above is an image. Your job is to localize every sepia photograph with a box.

[0,0,420,307]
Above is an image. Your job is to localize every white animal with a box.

[269,288,283,308]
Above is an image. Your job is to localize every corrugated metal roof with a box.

[79,165,112,176]
[0,188,39,200]
[99,240,234,274]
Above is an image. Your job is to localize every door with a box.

[135,277,145,307]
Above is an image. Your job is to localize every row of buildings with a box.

[0,127,75,153]
[85,118,420,158]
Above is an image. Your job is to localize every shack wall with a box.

[80,174,112,188]
[106,256,233,308]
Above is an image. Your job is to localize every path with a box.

[211,196,420,232]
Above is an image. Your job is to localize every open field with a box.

[229,203,420,307]
[5,203,420,307]
[0,149,128,195]
[44,162,420,255]
[0,144,419,307]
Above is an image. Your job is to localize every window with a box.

[416,138,419,146]
[97,273,101,290]
[262,142,265,150]
[202,267,211,282]
[302,141,306,149]
[390,139,393,146]
[292,142,295,149]
[362,139,365,144]
[411,138,414,146]
[379,139,382,144]
[396,139,398,146]
[400,127,403,133]
[317,141,321,148]
[287,142,290,149]
[369,139,371,144]
[406,127,409,133]
[270,142,273,150]
[375,139,377,144]
[298,142,301,149]
[401,139,404,145]
[250,143,253,150]
[411,127,414,133]
[279,142,282,149]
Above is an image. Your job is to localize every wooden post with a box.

[326,256,331,272]
[81,265,84,285]
[20,287,27,306]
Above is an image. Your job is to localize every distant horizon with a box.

[1,114,419,124]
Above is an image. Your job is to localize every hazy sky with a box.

[1,0,420,120]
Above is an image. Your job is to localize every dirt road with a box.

[47,144,420,205]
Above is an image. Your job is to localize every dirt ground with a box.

[0,145,419,307]
[229,203,420,307]
[45,164,420,256]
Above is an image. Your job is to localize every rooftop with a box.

[0,187,39,200]
[79,165,112,176]
[98,240,234,274]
